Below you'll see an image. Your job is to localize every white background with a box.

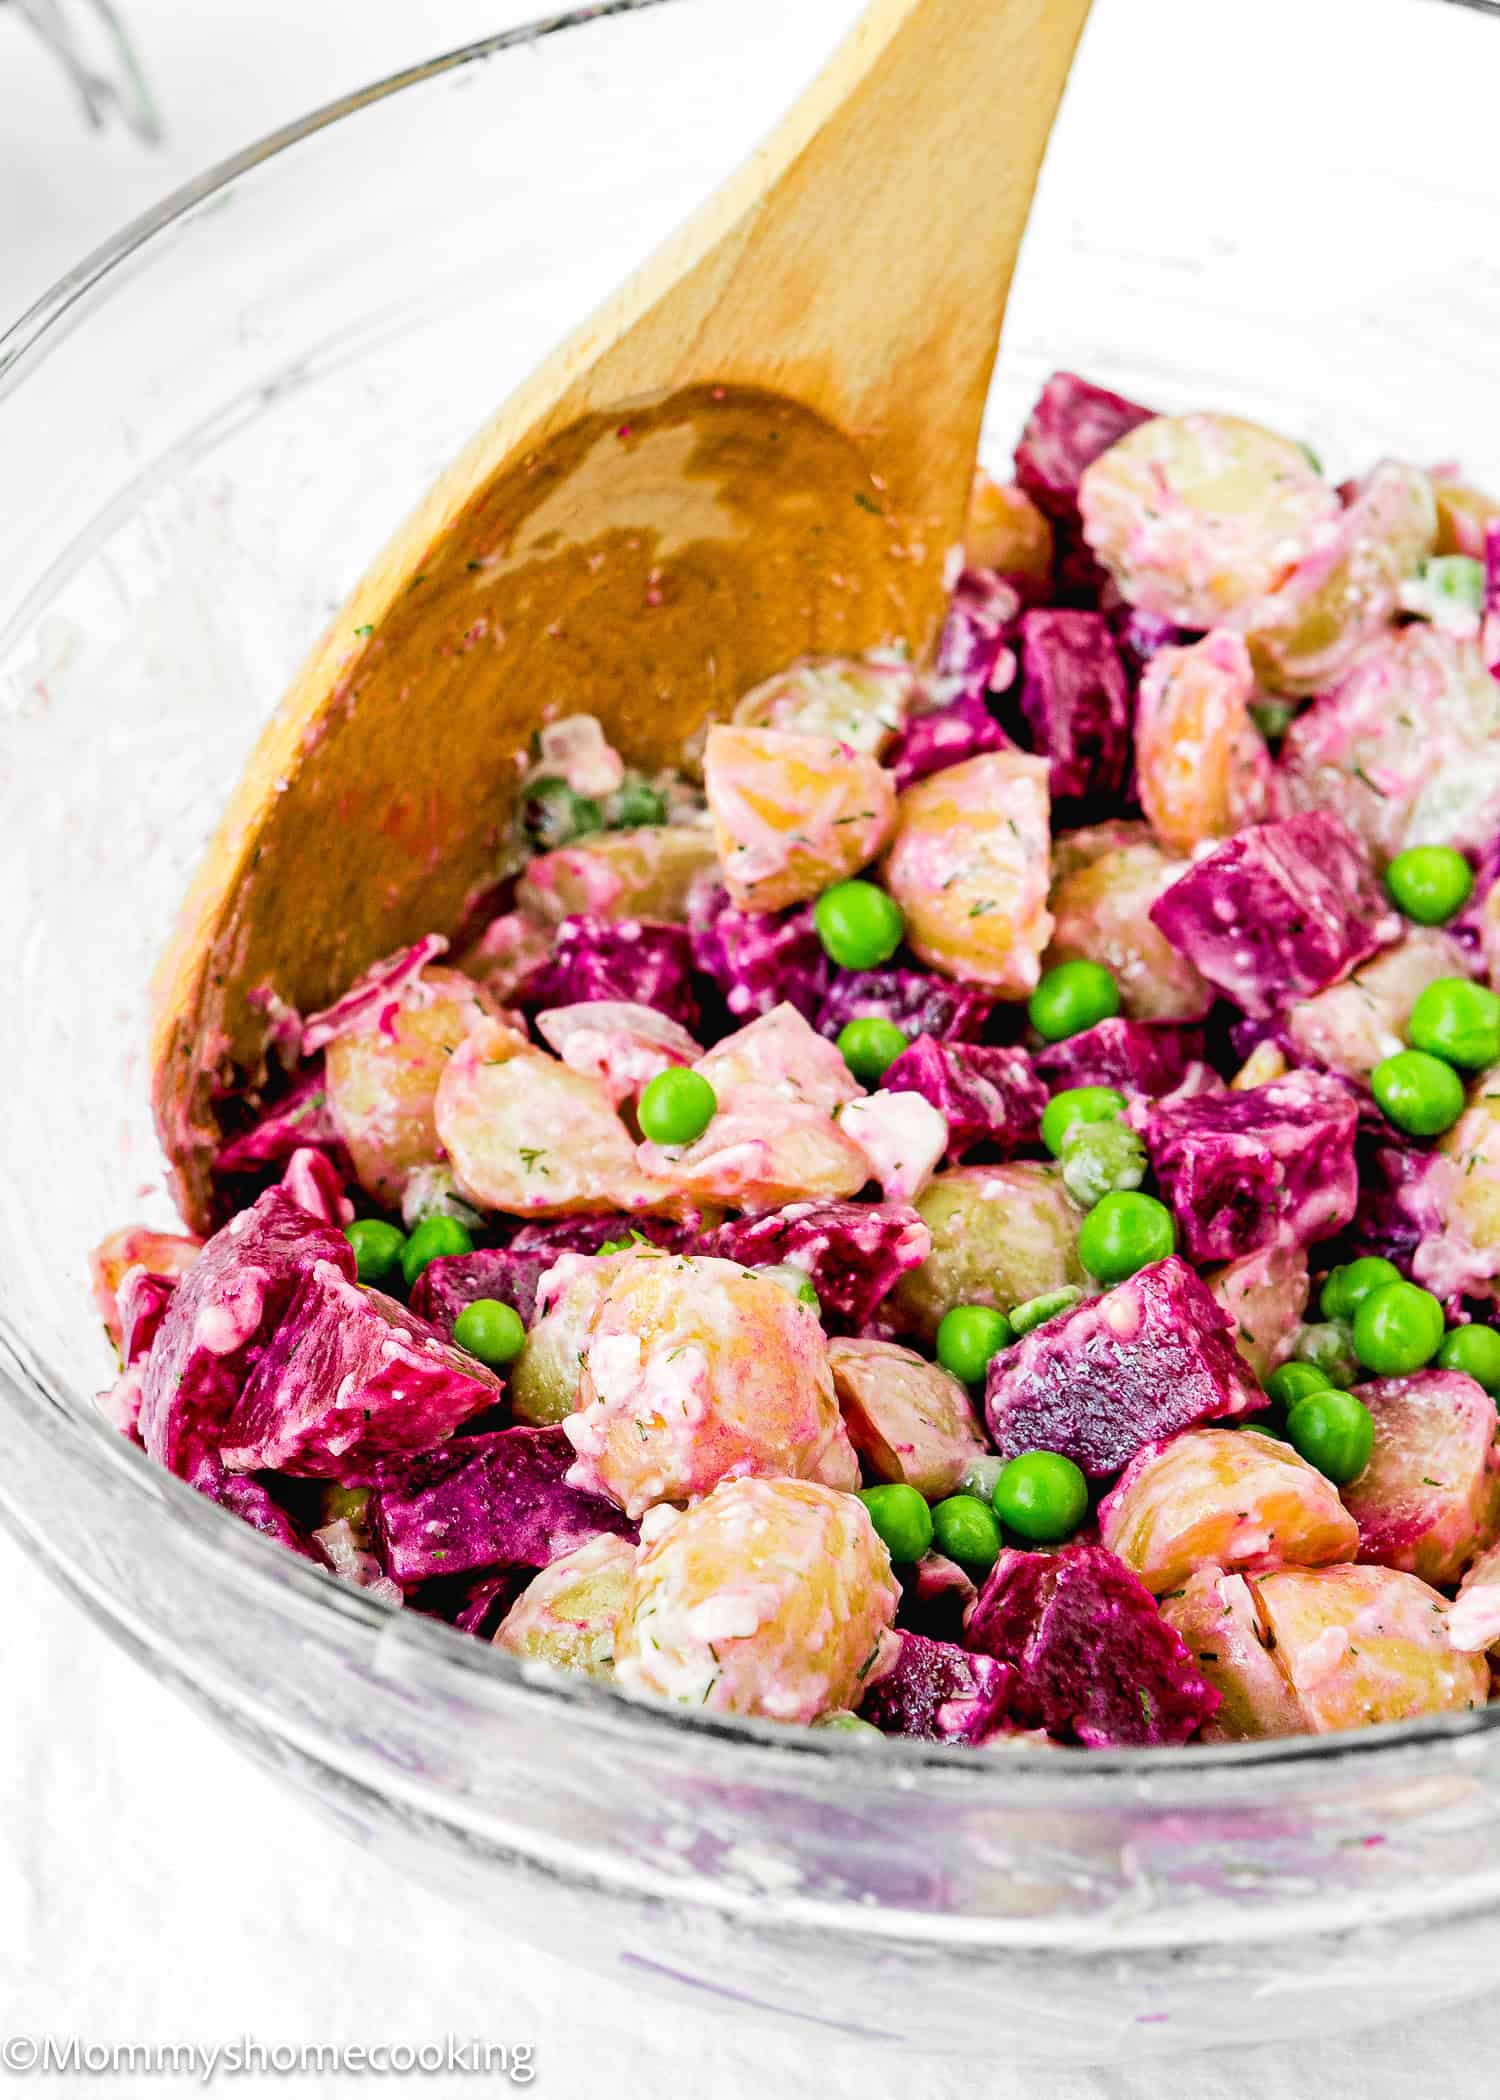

[4,2,1500,2095]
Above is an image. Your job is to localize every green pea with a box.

[607,776,668,828]
[935,1304,1013,1385]
[452,1298,526,1368]
[929,1493,1003,1576]
[1436,1323,1500,1395]
[524,775,602,849]
[1320,1256,1403,1323]
[1291,1320,1358,1390]
[812,1710,884,1736]
[401,1213,474,1289]
[836,1015,909,1086]
[1265,1360,1332,1412]
[344,1217,407,1286]
[1408,977,1500,1072]
[1008,1285,1083,1338]
[1077,1190,1175,1285]
[1352,1279,1445,1377]
[1249,698,1297,744]
[1371,1048,1466,1137]
[1059,1119,1147,1209]
[1040,1086,1128,1158]
[812,880,905,970]
[1286,1387,1375,1486]
[858,1483,933,1564]
[637,1067,717,1146]
[1028,960,1121,1044]
[1383,844,1475,926]
[993,1450,1090,1544]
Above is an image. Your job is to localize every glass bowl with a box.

[4,0,1500,2060]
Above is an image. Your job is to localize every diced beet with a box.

[371,1425,636,1585]
[964,1542,1219,1746]
[138,1187,356,1477]
[219,1262,504,1476]
[411,1216,690,1334]
[302,935,449,1055]
[887,691,1011,792]
[984,1255,1266,1479]
[1148,812,1399,1019]
[1017,608,1131,805]
[519,914,698,1030]
[118,1269,176,1367]
[1013,372,1157,524]
[813,968,995,1046]
[880,1036,1045,1161]
[1113,606,1190,675]
[932,569,1022,709]
[1484,519,1500,676]
[858,1630,1012,1744]
[687,881,831,1022]
[414,1570,526,1638]
[895,1551,979,1642]
[1345,1138,1443,1272]
[1033,1016,1206,1097]
[279,1146,352,1228]
[1144,1070,1359,1263]
[698,1200,931,1329]
[213,1063,343,1175]
[189,1452,325,1564]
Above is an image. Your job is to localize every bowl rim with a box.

[1,0,1498,1793]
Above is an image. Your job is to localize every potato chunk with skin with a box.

[732,656,917,759]
[1099,1428,1358,1596]
[509,1252,629,1427]
[1206,1243,1309,1383]
[1078,412,1340,629]
[1447,1538,1500,1656]
[886,1163,1084,1343]
[694,1003,861,1117]
[325,965,494,1207]
[517,824,717,925]
[1285,931,1473,1081]
[1342,1371,1500,1588]
[1046,828,1212,1023]
[703,725,896,912]
[828,1337,987,1499]
[1418,1068,1500,1307]
[1160,1568,1310,1742]
[535,1000,701,1106]
[436,1019,679,1220]
[563,1254,858,1518]
[1250,1564,1486,1732]
[1135,630,1268,855]
[494,1532,637,1681]
[883,751,1053,995]
[613,1478,899,1722]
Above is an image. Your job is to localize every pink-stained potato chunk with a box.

[883,750,1053,995]
[90,1226,202,1350]
[693,1003,861,1116]
[1160,1568,1310,1742]
[563,1253,858,1517]
[535,1000,702,1105]
[828,1336,988,1499]
[1099,1427,1358,1595]
[436,1019,680,1219]
[509,1252,631,1427]
[1448,1538,1500,1657]
[703,725,896,912]
[1415,1068,1500,1307]
[1206,1242,1309,1382]
[887,1163,1085,1342]
[613,1478,898,1722]
[324,965,495,1207]
[1285,931,1474,1081]
[836,1089,948,1205]
[1249,1564,1486,1733]
[1342,1371,1500,1588]
[1078,412,1340,629]
[732,655,918,759]
[493,1532,638,1681]
[516,823,717,925]
[964,467,1055,582]
[1135,629,1269,855]
[1046,824,1212,1023]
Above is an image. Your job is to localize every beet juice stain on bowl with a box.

[10,0,1500,2062]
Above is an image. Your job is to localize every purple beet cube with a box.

[984,1255,1265,1479]
[964,1543,1219,1747]
[1148,812,1399,1019]
[887,691,1011,792]
[371,1425,635,1585]
[932,568,1022,708]
[138,1187,356,1477]
[219,1262,504,1476]
[118,1269,176,1367]
[1113,606,1188,675]
[189,1452,324,1565]
[814,967,994,1046]
[688,882,831,1022]
[1017,609,1131,804]
[858,1630,1013,1744]
[213,1063,343,1175]
[520,914,698,1030]
[1033,1017,1206,1097]
[1144,1070,1360,1263]
[278,1146,351,1229]
[699,1200,931,1330]
[880,1036,1045,1161]
[1485,520,1500,676]
[1013,372,1156,523]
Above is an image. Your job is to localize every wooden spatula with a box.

[152,0,1093,1229]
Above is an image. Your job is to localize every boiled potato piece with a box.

[494,1533,638,1681]
[703,725,896,912]
[964,468,1054,581]
[1160,1567,1309,1742]
[510,1253,629,1427]
[732,656,917,758]
[1251,1564,1486,1732]
[828,1337,987,1499]
[1206,1244,1309,1383]
[1046,829,1211,1023]
[517,824,717,925]
[886,1164,1084,1343]
[1134,630,1267,855]
[1286,932,1472,1081]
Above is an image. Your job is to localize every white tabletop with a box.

[6,3,1500,2093]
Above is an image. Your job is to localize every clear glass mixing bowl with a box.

[4,0,1500,2060]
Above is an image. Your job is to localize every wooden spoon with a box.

[152,0,1093,1229]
